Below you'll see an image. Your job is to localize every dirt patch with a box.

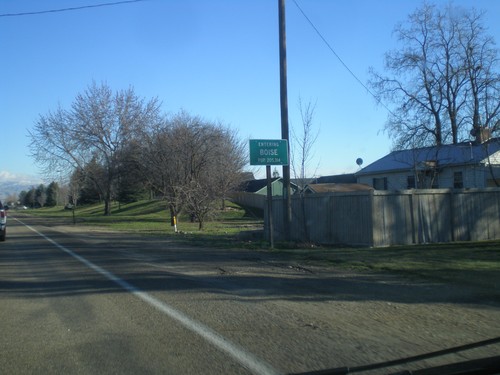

[211,258,500,373]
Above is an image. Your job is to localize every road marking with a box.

[17,219,280,375]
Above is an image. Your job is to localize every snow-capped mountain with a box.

[0,171,42,201]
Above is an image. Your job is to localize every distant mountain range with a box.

[0,171,42,201]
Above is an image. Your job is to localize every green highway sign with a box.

[249,139,289,166]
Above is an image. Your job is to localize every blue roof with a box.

[356,138,500,175]
[313,174,356,184]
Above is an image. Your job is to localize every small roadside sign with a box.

[249,139,289,166]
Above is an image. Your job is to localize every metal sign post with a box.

[249,139,289,248]
[265,165,274,248]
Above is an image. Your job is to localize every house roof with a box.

[290,178,316,186]
[238,178,280,193]
[305,183,373,193]
[238,177,300,193]
[356,138,500,176]
[312,174,357,184]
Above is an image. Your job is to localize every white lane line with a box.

[17,219,280,375]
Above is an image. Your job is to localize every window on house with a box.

[417,170,439,189]
[454,172,463,188]
[407,176,415,189]
[373,177,388,190]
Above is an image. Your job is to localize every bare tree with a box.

[209,123,247,210]
[5,193,18,205]
[291,97,319,190]
[290,97,319,242]
[136,114,188,227]
[168,113,246,230]
[29,82,162,215]
[369,3,500,149]
[136,111,246,230]
[186,123,247,228]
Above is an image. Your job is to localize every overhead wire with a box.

[0,0,147,17]
[291,0,395,116]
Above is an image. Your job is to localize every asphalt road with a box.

[1,215,500,375]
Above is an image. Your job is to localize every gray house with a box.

[356,136,500,190]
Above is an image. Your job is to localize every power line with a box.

[292,0,395,116]
[0,0,147,18]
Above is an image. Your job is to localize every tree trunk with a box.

[104,198,111,216]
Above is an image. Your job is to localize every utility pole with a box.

[278,0,291,241]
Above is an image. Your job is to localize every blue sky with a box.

[1,0,499,185]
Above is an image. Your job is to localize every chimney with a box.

[471,126,491,144]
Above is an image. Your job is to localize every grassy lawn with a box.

[20,200,500,292]
[23,200,267,246]
[275,242,500,292]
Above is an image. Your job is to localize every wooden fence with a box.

[265,189,500,247]
[230,192,266,210]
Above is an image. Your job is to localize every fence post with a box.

[449,189,455,242]
[409,190,417,244]
[369,190,376,247]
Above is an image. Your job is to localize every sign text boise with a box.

[249,139,289,166]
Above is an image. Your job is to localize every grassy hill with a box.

[25,199,265,247]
